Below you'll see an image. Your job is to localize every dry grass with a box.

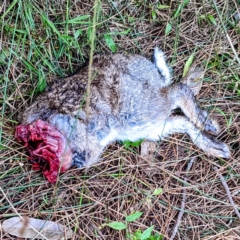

[1,0,240,239]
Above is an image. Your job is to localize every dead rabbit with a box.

[16,47,231,182]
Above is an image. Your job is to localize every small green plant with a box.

[103,29,131,53]
[104,34,117,53]
[101,211,163,240]
[123,139,144,150]
[198,14,217,26]
[101,189,163,239]
[130,228,163,240]
[100,211,143,231]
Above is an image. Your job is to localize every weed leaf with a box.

[22,60,36,72]
[117,28,131,35]
[208,15,217,25]
[105,221,126,230]
[133,229,143,238]
[141,226,154,240]
[173,0,189,18]
[153,188,163,195]
[150,234,164,240]
[183,53,194,77]
[41,14,60,36]
[41,14,68,44]
[104,34,117,53]
[152,10,157,20]
[37,77,47,93]
[126,212,143,222]
[67,15,90,24]
[74,29,82,39]
[165,22,172,35]
[123,139,143,149]
[131,139,143,147]
[1,0,18,19]
[87,26,93,41]
[158,4,169,9]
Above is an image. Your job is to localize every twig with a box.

[170,157,196,240]
[85,0,100,162]
[232,189,240,196]
[213,166,240,219]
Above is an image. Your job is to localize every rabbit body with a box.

[21,48,230,168]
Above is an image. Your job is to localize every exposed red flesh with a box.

[15,119,72,183]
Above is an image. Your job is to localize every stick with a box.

[170,157,195,240]
[214,166,240,219]
[85,0,100,162]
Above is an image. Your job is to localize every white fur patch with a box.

[154,47,171,86]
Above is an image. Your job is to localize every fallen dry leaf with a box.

[2,217,74,239]
[181,65,204,96]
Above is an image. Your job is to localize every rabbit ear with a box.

[153,47,172,87]
[181,65,204,96]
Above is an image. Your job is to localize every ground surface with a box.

[0,0,240,239]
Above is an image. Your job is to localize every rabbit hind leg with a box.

[156,116,230,158]
[168,83,220,135]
